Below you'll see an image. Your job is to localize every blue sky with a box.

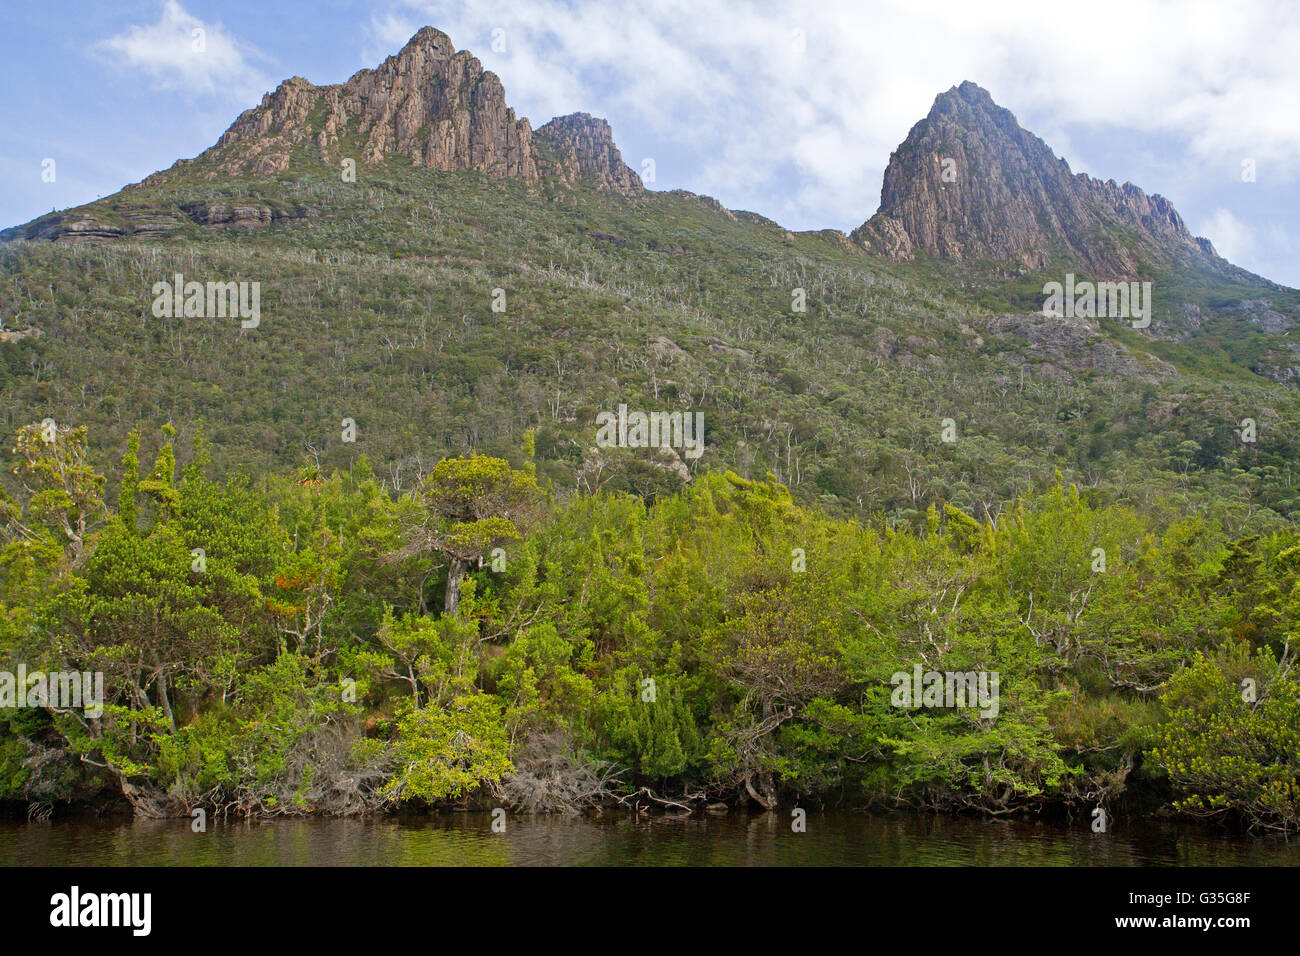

[2,0,1298,286]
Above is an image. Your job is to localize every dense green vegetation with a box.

[2,422,1297,830]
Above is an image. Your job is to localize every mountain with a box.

[852,81,1221,277]
[3,29,1300,526]
[190,27,642,194]
[0,27,641,243]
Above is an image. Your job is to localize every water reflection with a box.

[1,813,1295,867]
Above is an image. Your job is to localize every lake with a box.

[2,812,1296,866]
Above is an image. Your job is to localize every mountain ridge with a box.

[0,31,1284,299]
[152,26,642,195]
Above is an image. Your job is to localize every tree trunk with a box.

[444,557,467,617]
[119,777,183,818]
[744,771,777,810]
[151,655,177,733]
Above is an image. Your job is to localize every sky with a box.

[1,0,1298,286]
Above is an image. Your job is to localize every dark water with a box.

[2,813,1296,866]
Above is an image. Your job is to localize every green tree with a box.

[397,454,542,617]
[8,421,106,564]
[1151,645,1300,830]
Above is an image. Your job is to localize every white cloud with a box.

[363,12,426,65]
[99,1,267,100]
[1198,208,1256,262]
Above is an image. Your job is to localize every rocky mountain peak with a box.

[534,112,643,195]
[851,81,1218,276]
[399,25,457,57]
[186,27,640,194]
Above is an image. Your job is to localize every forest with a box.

[1,419,1296,831]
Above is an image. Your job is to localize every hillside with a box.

[3,29,1300,530]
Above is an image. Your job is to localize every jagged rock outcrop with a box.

[534,113,642,195]
[185,27,640,193]
[207,28,535,180]
[852,81,1220,276]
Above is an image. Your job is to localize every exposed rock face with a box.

[534,113,642,195]
[0,202,311,243]
[1234,298,1295,334]
[972,312,1177,384]
[180,202,311,227]
[192,27,640,193]
[852,82,1219,276]
[1,213,128,243]
[0,326,41,344]
[210,28,534,180]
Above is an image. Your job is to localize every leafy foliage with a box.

[0,424,1296,827]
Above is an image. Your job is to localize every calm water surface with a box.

[2,813,1297,866]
